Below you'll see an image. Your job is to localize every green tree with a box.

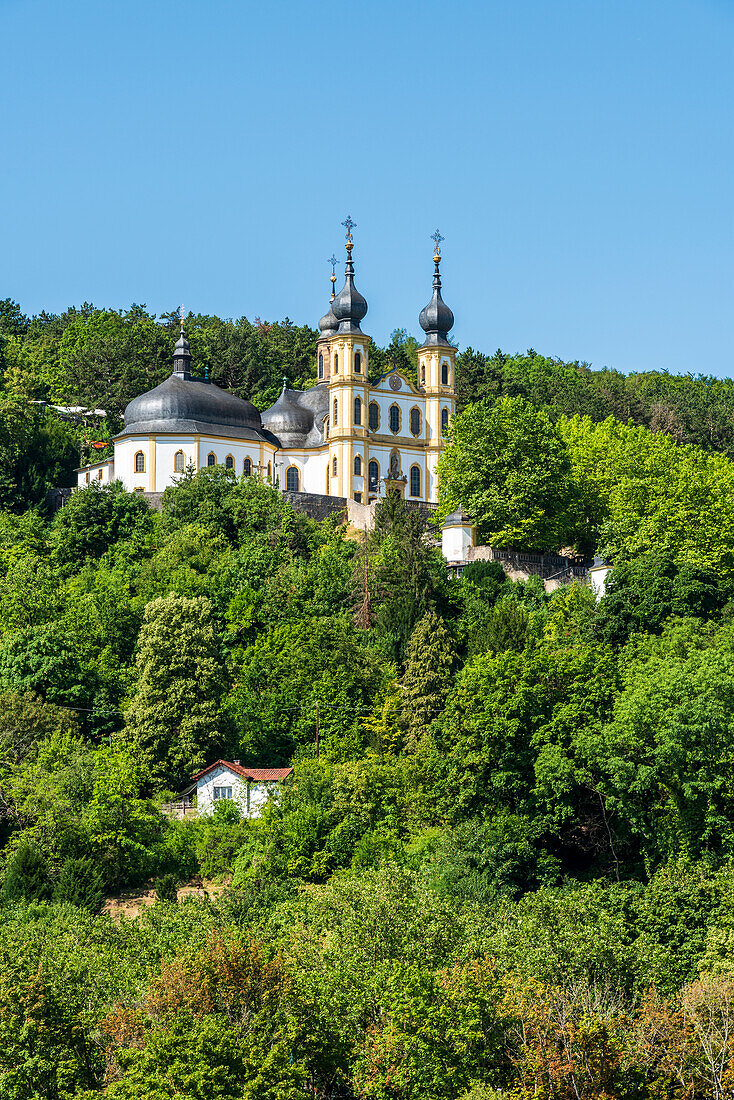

[401,610,457,750]
[437,396,583,551]
[2,841,51,902]
[125,594,229,784]
[51,480,154,569]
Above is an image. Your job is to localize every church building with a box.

[76,225,457,505]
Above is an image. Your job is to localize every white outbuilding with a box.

[188,760,293,818]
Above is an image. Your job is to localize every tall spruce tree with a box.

[124,594,228,785]
[401,610,457,750]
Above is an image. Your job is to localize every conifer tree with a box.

[124,594,228,785]
[401,610,457,750]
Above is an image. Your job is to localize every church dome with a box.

[331,239,368,334]
[120,374,265,439]
[261,387,313,446]
[318,302,339,339]
[419,249,454,347]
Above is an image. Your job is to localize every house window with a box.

[244,457,252,476]
[354,396,362,425]
[207,452,216,466]
[174,450,185,472]
[225,454,234,470]
[334,353,339,373]
[213,786,233,800]
[355,352,362,373]
[410,465,421,498]
[135,451,145,473]
[410,408,421,436]
[333,399,338,426]
[85,471,90,483]
[442,361,449,385]
[286,465,300,491]
[354,491,362,502]
[368,402,379,431]
[441,407,449,435]
[368,460,379,492]
[318,352,324,379]
[332,456,338,476]
[389,404,400,433]
[354,454,362,475]
[97,469,103,480]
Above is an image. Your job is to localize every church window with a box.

[368,402,379,431]
[318,352,324,379]
[174,450,185,472]
[334,353,339,373]
[410,407,421,436]
[333,399,338,426]
[243,457,252,476]
[332,456,338,476]
[98,469,103,480]
[410,465,421,498]
[368,460,379,492]
[389,404,400,434]
[421,363,425,384]
[207,452,216,466]
[354,396,362,425]
[355,352,362,373]
[441,361,449,385]
[354,454,362,475]
[267,462,271,478]
[354,491,362,503]
[441,407,449,435]
[135,451,145,473]
[286,465,300,491]
[85,471,90,483]
[225,454,234,470]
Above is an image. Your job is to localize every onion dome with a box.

[419,240,454,348]
[173,314,192,375]
[318,302,339,340]
[331,232,368,334]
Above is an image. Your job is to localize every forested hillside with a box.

[4,298,734,1097]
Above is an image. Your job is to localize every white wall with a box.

[442,523,474,562]
[195,764,281,818]
[76,459,114,488]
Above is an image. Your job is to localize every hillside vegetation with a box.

[2,300,734,1097]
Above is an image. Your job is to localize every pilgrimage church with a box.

[77,222,456,505]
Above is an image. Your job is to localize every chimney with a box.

[234,759,240,765]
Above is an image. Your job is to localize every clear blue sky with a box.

[2,0,733,376]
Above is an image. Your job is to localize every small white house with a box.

[187,760,293,818]
[441,506,476,563]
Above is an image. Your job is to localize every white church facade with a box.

[76,227,457,504]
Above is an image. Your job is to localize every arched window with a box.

[207,452,216,467]
[225,454,234,470]
[441,361,449,385]
[389,404,400,433]
[286,466,300,491]
[441,407,449,435]
[332,456,338,476]
[354,454,362,475]
[354,352,362,373]
[334,353,339,373]
[354,396,362,425]
[333,399,338,426]
[318,352,324,379]
[135,451,145,473]
[368,402,379,431]
[243,457,252,476]
[421,363,425,384]
[174,450,185,472]
[368,460,379,492]
[410,408,421,437]
[410,465,421,498]
[267,462,271,478]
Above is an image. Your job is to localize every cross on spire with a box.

[328,254,338,268]
[342,215,356,241]
[180,303,185,331]
[431,229,444,255]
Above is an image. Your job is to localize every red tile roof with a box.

[191,759,293,783]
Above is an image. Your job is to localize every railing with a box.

[160,801,197,818]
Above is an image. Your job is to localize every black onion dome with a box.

[331,242,368,334]
[119,374,266,440]
[419,255,454,347]
[318,301,339,339]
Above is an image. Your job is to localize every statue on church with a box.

[389,452,400,479]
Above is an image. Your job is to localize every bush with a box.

[52,856,105,912]
[2,841,51,902]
